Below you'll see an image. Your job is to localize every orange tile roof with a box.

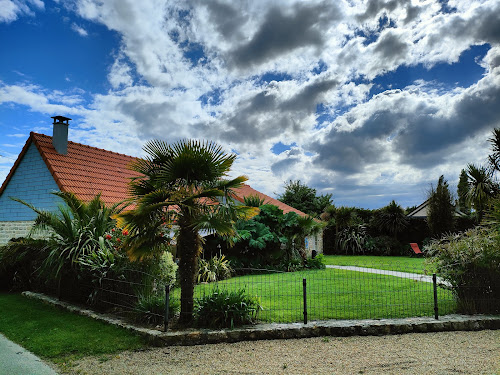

[0,133,309,217]
[0,133,139,206]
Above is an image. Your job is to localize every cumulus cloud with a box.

[2,0,499,208]
[0,0,44,23]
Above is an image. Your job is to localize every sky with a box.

[1,0,499,210]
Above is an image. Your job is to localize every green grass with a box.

[323,255,434,274]
[0,294,146,363]
[177,268,456,323]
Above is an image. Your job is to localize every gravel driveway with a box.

[61,330,499,375]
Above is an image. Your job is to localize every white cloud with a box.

[1,0,499,208]
[71,23,88,36]
[0,0,44,23]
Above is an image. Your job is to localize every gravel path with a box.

[62,330,499,375]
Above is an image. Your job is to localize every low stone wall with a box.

[0,221,35,245]
[22,291,500,347]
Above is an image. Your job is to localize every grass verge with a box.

[322,255,434,274]
[0,293,146,364]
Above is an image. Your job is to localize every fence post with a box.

[164,284,170,332]
[303,278,308,325]
[433,273,439,320]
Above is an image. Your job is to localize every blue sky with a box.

[1,0,499,210]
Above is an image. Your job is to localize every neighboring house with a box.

[0,116,322,255]
[406,199,467,218]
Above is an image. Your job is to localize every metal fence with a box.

[67,262,498,330]
[183,265,456,324]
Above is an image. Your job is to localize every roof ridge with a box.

[32,132,138,160]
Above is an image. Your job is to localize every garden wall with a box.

[0,221,35,245]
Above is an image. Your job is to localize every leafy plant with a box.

[336,224,367,254]
[425,227,500,314]
[134,292,179,326]
[427,175,455,236]
[11,192,124,279]
[197,253,233,283]
[0,237,50,291]
[305,253,326,269]
[195,288,262,328]
[372,200,408,239]
[243,194,265,207]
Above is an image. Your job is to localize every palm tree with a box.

[466,163,498,221]
[118,139,257,323]
[374,200,408,239]
[488,128,500,172]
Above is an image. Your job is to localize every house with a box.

[406,199,467,218]
[0,116,323,254]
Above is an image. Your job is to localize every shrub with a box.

[424,227,500,314]
[305,253,326,269]
[0,238,50,291]
[197,253,233,283]
[195,288,262,328]
[134,292,179,326]
[150,251,178,286]
[336,224,367,254]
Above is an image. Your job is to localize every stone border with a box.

[23,291,500,347]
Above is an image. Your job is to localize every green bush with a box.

[305,253,326,269]
[424,227,500,314]
[151,251,178,286]
[197,253,233,283]
[195,288,262,328]
[134,292,179,326]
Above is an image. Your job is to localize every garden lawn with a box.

[0,294,146,363]
[323,255,434,274]
[176,268,456,323]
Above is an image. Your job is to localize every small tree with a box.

[278,180,332,217]
[427,175,454,237]
[466,164,498,221]
[373,200,408,239]
[457,169,471,214]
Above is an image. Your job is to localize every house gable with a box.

[0,142,61,221]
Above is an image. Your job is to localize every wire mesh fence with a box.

[181,265,457,324]
[46,261,498,329]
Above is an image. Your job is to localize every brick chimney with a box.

[51,116,71,154]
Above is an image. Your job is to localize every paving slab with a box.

[0,333,58,375]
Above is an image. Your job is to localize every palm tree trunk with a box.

[178,226,202,324]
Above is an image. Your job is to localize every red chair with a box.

[410,243,423,256]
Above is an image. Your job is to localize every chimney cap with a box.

[51,116,72,123]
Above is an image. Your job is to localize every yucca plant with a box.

[12,192,125,279]
[197,253,233,283]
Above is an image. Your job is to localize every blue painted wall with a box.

[0,143,61,221]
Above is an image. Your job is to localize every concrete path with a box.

[326,265,450,286]
[0,333,58,375]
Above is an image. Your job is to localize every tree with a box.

[278,180,332,217]
[487,127,500,172]
[427,175,454,237]
[373,200,408,239]
[118,140,257,323]
[466,163,498,221]
[457,169,471,214]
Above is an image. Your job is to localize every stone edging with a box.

[22,291,500,347]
